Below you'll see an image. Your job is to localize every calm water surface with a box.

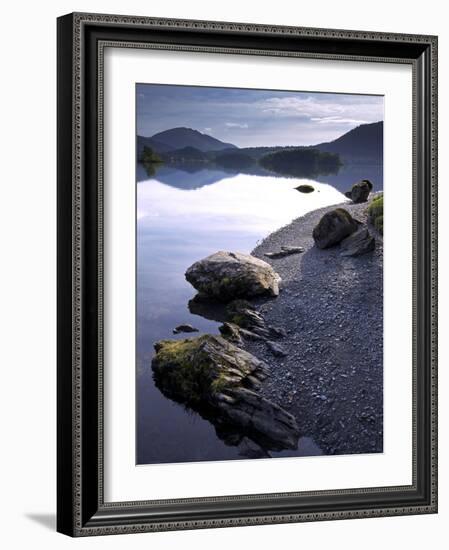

[136,164,380,464]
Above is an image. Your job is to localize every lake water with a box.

[136,163,382,464]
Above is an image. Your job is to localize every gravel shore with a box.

[247,196,383,456]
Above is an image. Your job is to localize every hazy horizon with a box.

[137,83,384,148]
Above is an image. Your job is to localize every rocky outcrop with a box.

[152,335,299,450]
[218,322,243,345]
[312,208,359,249]
[226,300,269,337]
[340,227,375,257]
[344,179,373,203]
[221,300,287,344]
[185,251,281,301]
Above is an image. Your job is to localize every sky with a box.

[136,84,384,148]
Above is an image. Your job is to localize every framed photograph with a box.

[57,12,438,536]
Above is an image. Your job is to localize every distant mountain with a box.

[313,121,383,163]
[148,127,237,153]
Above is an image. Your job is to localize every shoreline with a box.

[245,194,383,455]
[149,192,384,460]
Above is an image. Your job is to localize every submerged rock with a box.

[340,227,375,257]
[312,208,359,249]
[185,251,281,301]
[295,184,315,193]
[345,179,373,203]
[152,335,299,450]
[173,324,199,334]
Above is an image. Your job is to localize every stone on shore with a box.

[264,245,304,259]
[152,334,299,450]
[340,227,376,257]
[344,179,373,203]
[312,208,359,249]
[219,322,243,345]
[266,341,288,357]
[185,251,281,301]
[226,299,269,338]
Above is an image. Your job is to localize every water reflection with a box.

[137,160,383,194]
[136,164,380,464]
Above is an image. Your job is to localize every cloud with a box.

[257,96,382,123]
[225,122,249,129]
[136,84,384,147]
[310,116,369,125]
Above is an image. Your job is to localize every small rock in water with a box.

[295,184,315,193]
[173,324,199,334]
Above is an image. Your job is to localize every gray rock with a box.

[312,208,359,249]
[264,245,304,259]
[266,341,288,357]
[226,299,270,338]
[269,325,287,339]
[340,227,375,257]
[281,245,304,253]
[217,387,299,450]
[152,335,299,450]
[185,251,281,301]
[219,322,243,345]
[173,324,199,334]
[345,179,373,204]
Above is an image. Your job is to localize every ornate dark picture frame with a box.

[57,12,438,537]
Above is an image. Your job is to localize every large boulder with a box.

[340,227,375,257]
[345,179,373,203]
[313,208,359,249]
[185,251,281,301]
[152,335,299,450]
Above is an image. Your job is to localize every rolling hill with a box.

[313,121,383,163]
[138,121,383,170]
[141,127,236,153]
